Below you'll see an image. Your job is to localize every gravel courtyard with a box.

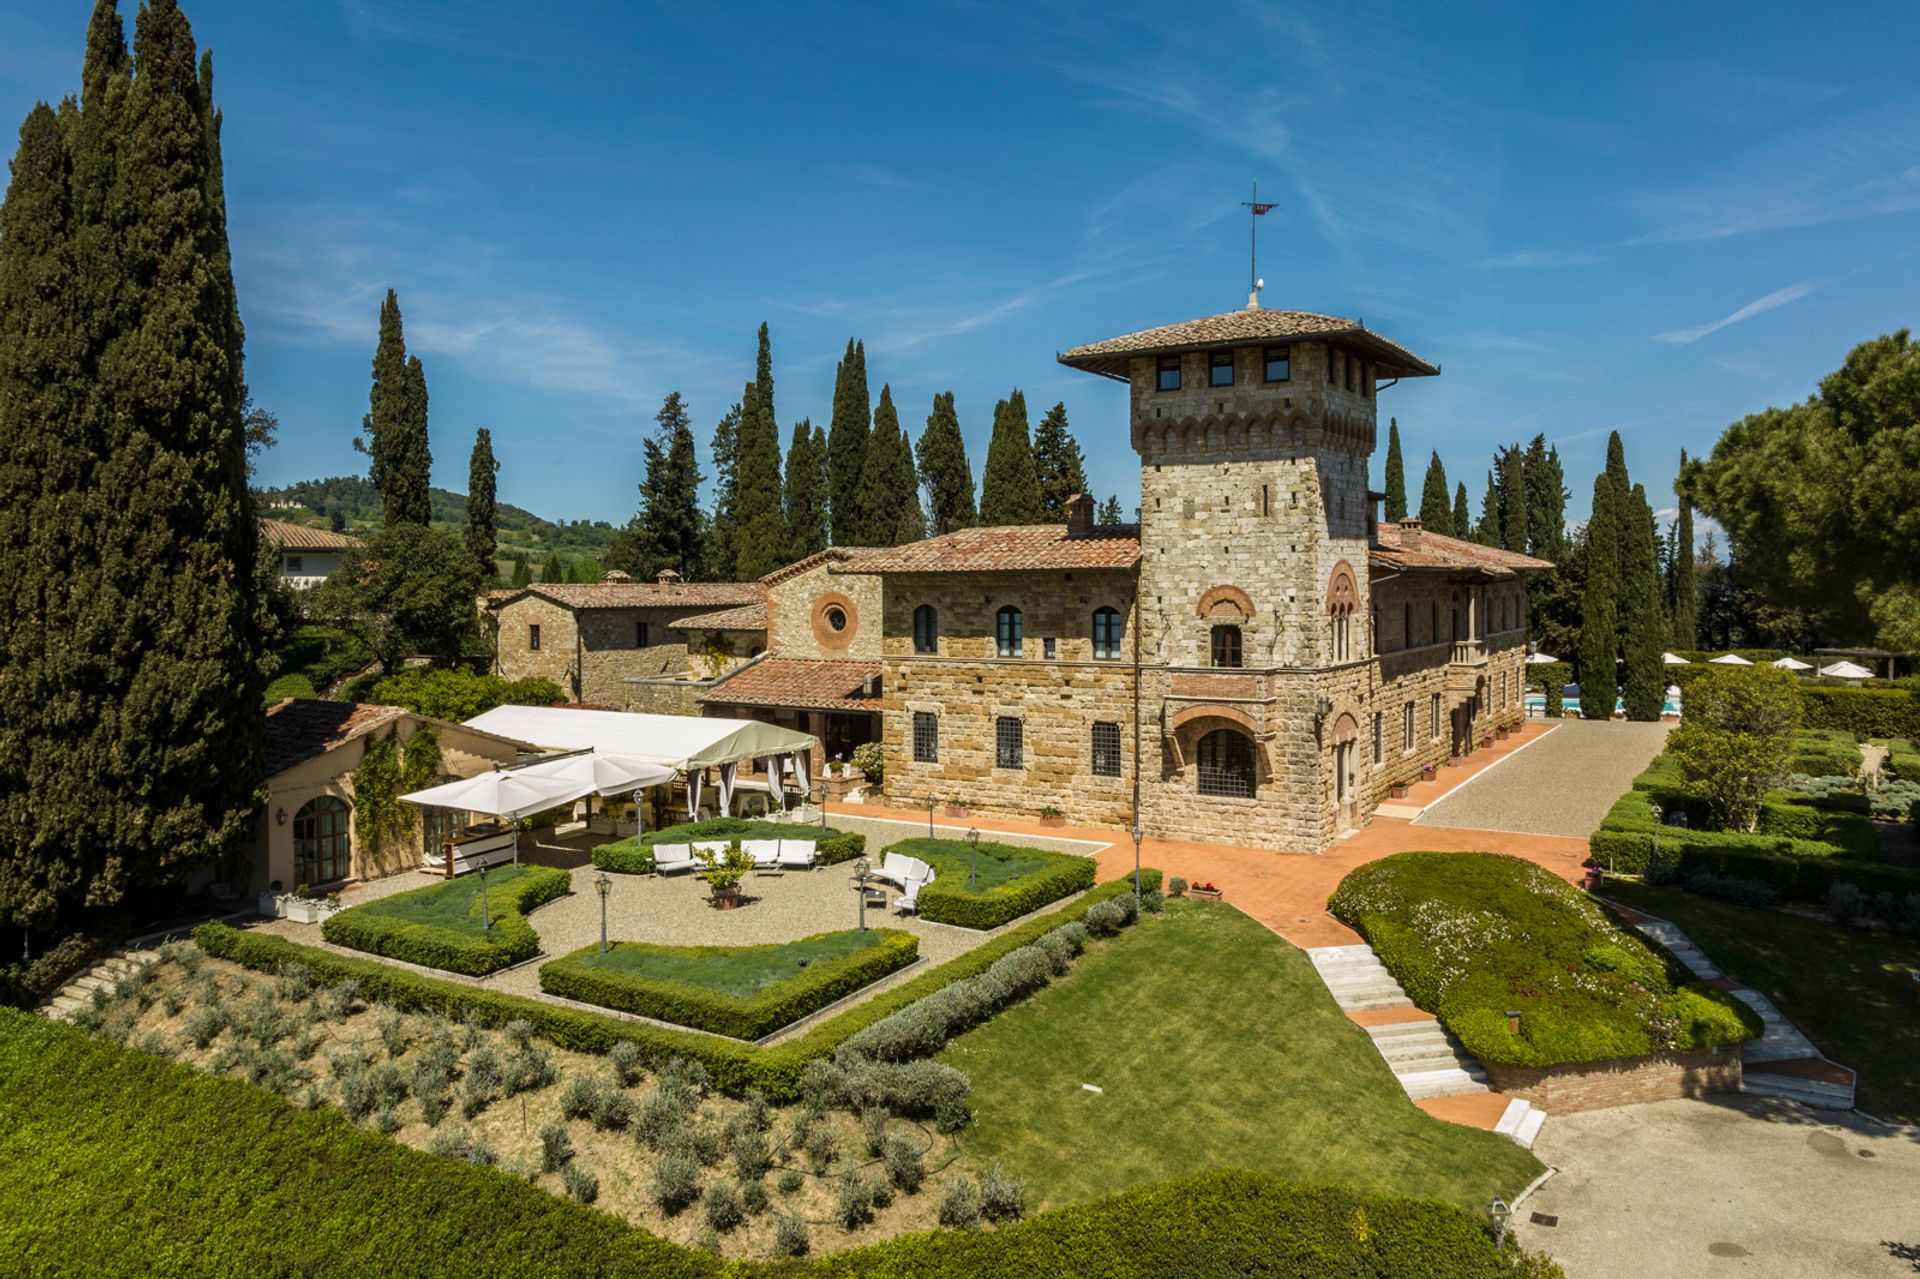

[1415,718,1671,839]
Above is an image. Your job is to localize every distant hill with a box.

[255,475,618,576]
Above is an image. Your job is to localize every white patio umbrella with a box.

[400,769,589,869]
[1662,652,1691,666]
[1707,654,1754,666]
[1525,652,1559,665]
[1772,657,1813,671]
[516,751,675,795]
[1820,660,1874,680]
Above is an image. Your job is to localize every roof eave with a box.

[1058,326,1439,380]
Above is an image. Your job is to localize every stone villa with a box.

[489,300,1549,853]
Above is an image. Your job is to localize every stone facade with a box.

[1484,1047,1743,1114]
[765,555,884,661]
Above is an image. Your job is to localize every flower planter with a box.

[1189,887,1224,903]
[1481,734,1495,748]
[1039,814,1065,828]
[1420,765,1438,781]
[1388,782,1409,799]
[281,897,338,925]
[259,891,287,919]
[943,806,970,819]
[1495,726,1510,741]
[709,887,742,911]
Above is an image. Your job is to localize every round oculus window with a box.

[826,607,848,631]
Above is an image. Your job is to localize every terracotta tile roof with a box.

[834,524,1142,574]
[259,517,364,551]
[1057,307,1437,380]
[758,546,885,587]
[263,699,407,776]
[1368,524,1555,577]
[673,602,768,631]
[491,581,764,612]
[700,657,883,712]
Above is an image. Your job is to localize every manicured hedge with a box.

[194,869,1161,1104]
[1329,852,1757,1068]
[320,865,570,976]
[0,1008,1534,1277]
[592,817,864,875]
[883,836,1098,929]
[539,929,919,1039]
[1798,685,1920,739]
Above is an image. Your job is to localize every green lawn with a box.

[1605,881,1920,1123]
[351,864,544,936]
[940,900,1541,1212]
[570,929,895,998]
[883,837,1096,929]
[903,839,1053,889]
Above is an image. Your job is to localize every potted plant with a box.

[1038,805,1065,828]
[259,879,286,919]
[942,795,970,818]
[1388,781,1409,799]
[282,883,336,925]
[1189,881,1224,903]
[1481,731,1495,749]
[694,840,754,910]
[1495,724,1510,741]
[1420,763,1438,782]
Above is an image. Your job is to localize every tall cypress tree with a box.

[1620,482,1666,720]
[852,385,922,545]
[1497,444,1528,553]
[1672,450,1698,651]
[1578,472,1621,717]
[1475,471,1499,545]
[784,417,828,560]
[357,290,431,527]
[1418,451,1451,535]
[826,338,869,545]
[1032,401,1088,518]
[1523,434,1566,560]
[1451,481,1471,543]
[1383,418,1408,522]
[889,394,926,545]
[466,427,498,580]
[916,390,975,535]
[703,401,742,581]
[978,389,1043,525]
[0,0,264,928]
[727,323,788,579]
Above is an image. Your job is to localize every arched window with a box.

[1091,607,1122,660]
[1327,561,1358,664]
[912,604,938,654]
[996,606,1023,658]
[293,795,351,886]
[1195,728,1256,797]
[1210,624,1242,668]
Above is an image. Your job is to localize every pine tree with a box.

[1097,495,1125,524]
[1032,401,1088,519]
[1418,451,1451,535]
[978,389,1043,525]
[784,417,828,560]
[357,290,432,527]
[1452,482,1471,543]
[826,338,869,545]
[1578,472,1621,718]
[1620,482,1666,720]
[916,390,975,536]
[0,0,264,928]
[730,324,789,579]
[1671,450,1698,651]
[1497,444,1528,553]
[466,427,498,581]
[1383,418,1408,522]
[703,401,742,581]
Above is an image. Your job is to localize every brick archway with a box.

[1197,584,1254,620]
[811,592,858,652]
[1166,704,1266,782]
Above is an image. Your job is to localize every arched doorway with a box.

[1329,713,1360,830]
[293,795,352,887]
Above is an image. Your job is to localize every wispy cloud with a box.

[1473,247,1606,270]
[1651,279,1822,345]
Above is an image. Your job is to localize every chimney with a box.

[655,568,683,586]
[600,568,631,583]
[1065,492,1094,536]
[1396,516,1423,548]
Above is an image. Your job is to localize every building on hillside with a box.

[260,517,362,589]
[829,301,1550,853]
[242,699,532,893]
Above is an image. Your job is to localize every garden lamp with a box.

[594,870,612,954]
[926,793,935,840]
[966,826,980,891]
[1648,802,1663,871]
[1487,1196,1511,1243]
[853,855,871,932]
[476,859,491,931]
[1131,824,1144,902]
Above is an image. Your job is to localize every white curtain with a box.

[718,761,737,816]
[792,751,808,800]
[688,771,703,820]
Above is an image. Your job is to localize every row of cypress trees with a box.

[1578,433,1668,720]
[0,1,265,933]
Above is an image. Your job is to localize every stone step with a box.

[1337,991,1416,1012]
[1364,1019,1446,1042]
[1399,1066,1489,1100]
[1513,1107,1547,1149]
[1493,1098,1532,1137]
[1742,1073,1855,1110]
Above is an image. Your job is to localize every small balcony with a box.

[1446,640,1487,694]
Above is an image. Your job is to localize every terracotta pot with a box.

[1039,814,1065,828]
[710,887,741,911]
[1389,783,1409,799]
[943,806,969,818]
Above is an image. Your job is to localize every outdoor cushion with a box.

[874,853,913,887]
[744,839,781,868]
[777,839,817,869]
[895,881,921,913]
[652,843,695,873]
[692,841,729,859]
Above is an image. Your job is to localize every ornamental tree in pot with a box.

[694,841,754,910]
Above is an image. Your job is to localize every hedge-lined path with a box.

[1414,718,1671,838]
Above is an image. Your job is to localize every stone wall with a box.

[492,595,721,707]
[1485,1047,1743,1114]
[771,559,883,660]
[619,676,709,717]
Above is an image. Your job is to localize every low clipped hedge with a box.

[1330,852,1758,1069]
[320,865,570,976]
[539,929,919,1039]
[1888,741,1920,780]
[883,836,1098,929]
[1799,685,1920,739]
[194,869,1160,1104]
[592,817,864,875]
[0,1008,1539,1277]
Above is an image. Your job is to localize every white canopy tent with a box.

[1707,654,1754,666]
[400,751,676,872]
[1819,660,1874,680]
[515,751,677,795]
[1525,652,1560,665]
[1772,657,1814,671]
[1662,652,1691,666]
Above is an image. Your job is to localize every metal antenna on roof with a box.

[1241,182,1277,310]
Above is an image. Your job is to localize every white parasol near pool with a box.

[1707,654,1754,666]
[1525,652,1560,664]
[1772,657,1813,671]
[1819,660,1874,680]
[1662,652,1691,666]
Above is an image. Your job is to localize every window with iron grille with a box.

[995,717,1023,769]
[1210,624,1243,668]
[996,606,1023,657]
[912,712,938,763]
[1092,606,1122,659]
[1430,692,1442,738]
[912,604,937,654]
[1091,722,1122,777]
[1195,728,1255,798]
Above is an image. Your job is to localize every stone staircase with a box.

[1624,914,1856,1111]
[1307,943,1545,1149]
[38,946,163,1023]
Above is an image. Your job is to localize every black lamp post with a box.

[476,859,491,931]
[1131,823,1143,901]
[852,855,871,932]
[594,870,612,954]
[926,794,936,840]
[1486,1196,1512,1244]
[966,826,980,892]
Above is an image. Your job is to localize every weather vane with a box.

[1241,182,1277,306]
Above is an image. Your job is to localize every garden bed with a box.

[1329,852,1758,1069]
[540,930,920,1039]
[879,837,1096,929]
[593,818,864,875]
[321,865,570,976]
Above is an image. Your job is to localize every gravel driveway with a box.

[1415,718,1671,839]
[1516,1096,1920,1278]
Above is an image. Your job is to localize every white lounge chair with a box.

[895,868,934,914]
[874,852,917,888]
[744,839,782,872]
[692,841,730,865]
[652,843,695,874]
[777,839,817,870]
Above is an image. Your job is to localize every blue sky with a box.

[5,1,1918,529]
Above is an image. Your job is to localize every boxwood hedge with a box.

[0,1007,1539,1277]
[592,818,864,875]
[882,836,1098,929]
[320,865,570,976]
[539,929,919,1040]
[1329,852,1758,1068]
[195,869,1161,1104]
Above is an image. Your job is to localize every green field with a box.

[940,900,1541,1212]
